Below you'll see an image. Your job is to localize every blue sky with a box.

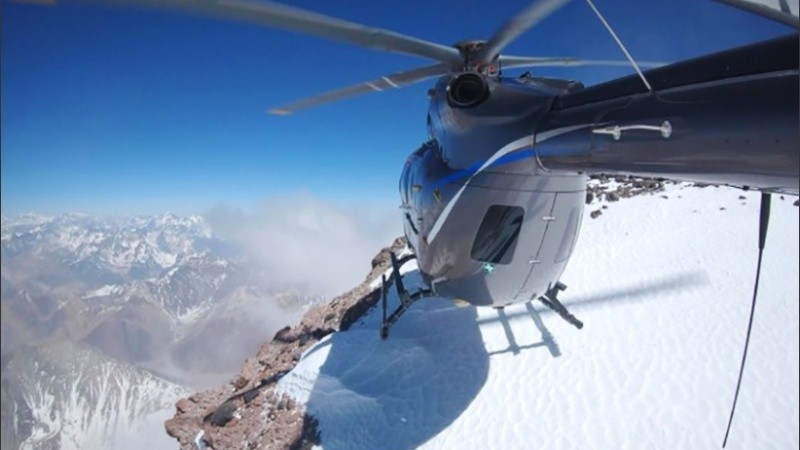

[1,0,791,216]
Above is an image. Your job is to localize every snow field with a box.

[278,185,799,450]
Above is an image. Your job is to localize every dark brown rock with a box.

[175,398,194,414]
[371,249,390,269]
[233,376,248,390]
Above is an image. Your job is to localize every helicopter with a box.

[59,0,798,339]
[170,0,795,338]
[18,0,799,445]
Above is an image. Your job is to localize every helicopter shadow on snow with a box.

[300,269,707,449]
[300,268,496,450]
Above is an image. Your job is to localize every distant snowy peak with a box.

[72,253,246,324]
[1,340,189,450]
[83,284,127,300]
[1,213,53,242]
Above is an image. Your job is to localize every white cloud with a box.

[205,193,402,298]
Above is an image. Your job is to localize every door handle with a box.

[593,120,672,141]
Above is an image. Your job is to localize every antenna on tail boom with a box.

[722,192,772,447]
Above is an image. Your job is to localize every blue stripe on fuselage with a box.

[433,149,535,188]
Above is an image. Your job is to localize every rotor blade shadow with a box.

[563,271,709,310]
[481,271,709,325]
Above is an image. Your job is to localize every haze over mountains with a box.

[0,212,316,448]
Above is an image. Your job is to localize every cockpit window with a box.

[470,205,524,265]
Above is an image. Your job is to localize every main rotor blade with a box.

[714,0,799,28]
[64,0,463,65]
[499,55,666,69]
[268,63,448,115]
[475,0,571,64]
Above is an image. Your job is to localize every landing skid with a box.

[537,282,583,329]
[380,252,434,339]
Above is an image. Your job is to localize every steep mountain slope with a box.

[1,340,189,450]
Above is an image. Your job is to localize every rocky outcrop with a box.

[586,175,667,204]
[165,237,407,449]
[586,175,671,219]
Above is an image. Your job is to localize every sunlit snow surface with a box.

[278,184,799,450]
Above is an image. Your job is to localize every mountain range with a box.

[1,213,311,448]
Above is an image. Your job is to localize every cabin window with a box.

[470,205,524,265]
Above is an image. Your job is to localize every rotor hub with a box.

[453,40,486,58]
[452,40,500,75]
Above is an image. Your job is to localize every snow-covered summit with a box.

[167,183,799,450]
